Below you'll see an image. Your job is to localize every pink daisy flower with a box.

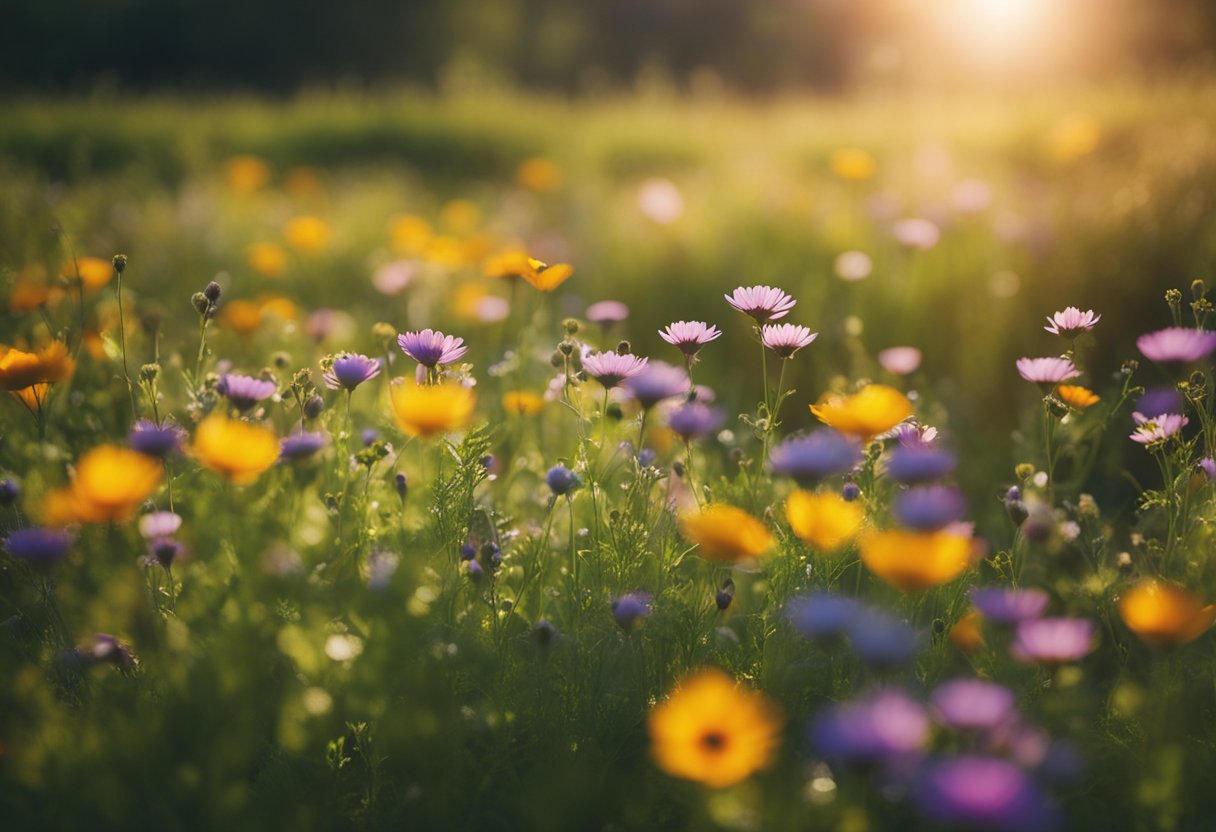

[659,321,722,356]
[1044,307,1101,337]
[583,351,648,389]
[724,285,796,322]
[1016,357,1080,385]
[760,324,818,358]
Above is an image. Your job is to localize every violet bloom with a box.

[585,300,629,326]
[622,362,690,409]
[931,679,1016,732]
[1130,412,1188,445]
[3,527,74,569]
[769,430,861,486]
[129,419,185,458]
[1010,618,1095,665]
[787,592,861,643]
[281,432,329,461]
[1199,458,1216,480]
[760,324,818,358]
[217,373,277,412]
[878,346,922,375]
[893,422,939,448]
[1044,307,1101,337]
[611,593,651,631]
[811,690,930,765]
[1135,387,1184,420]
[892,485,967,531]
[724,285,796,322]
[659,321,722,357]
[139,511,182,540]
[885,446,957,483]
[583,351,648,389]
[915,756,1059,832]
[667,402,726,441]
[847,612,922,667]
[969,587,1050,625]
[546,464,580,496]
[397,328,468,368]
[1137,327,1216,363]
[322,353,381,391]
[148,537,185,569]
[1015,357,1080,385]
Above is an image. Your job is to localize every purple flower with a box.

[847,612,922,667]
[812,690,930,765]
[667,402,726,441]
[786,592,860,642]
[586,300,629,325]
[395,472,408,500]
[217,374,277,411]
[769,430,862,486]
[970,587,1050,625]
[322,353,381,391]
[760,324,818,358]
[1044,307,1100,337]
[1135,387,1184,420]
[139,511,182,540]
[931,679,1016,731]
[724,285,796,322]
[128,419,185,458]
[397,328,468,368]
[885,446,957,483]
[1015,357,1080,385]
[362,428,380,447]
[622,361,690,409]
[0,478,19,506]
[878,346,922,375]
[583,351,648,389]
[546,464,580,495]
[1010,617,1095,665]
[1130,412,1188,444]
[1137,327,1216,363]
[611,592,651,631]
[892,485,967,531]
[715,578,735,611]
[1199,458,1216,479]
[842,482,861,501]
[148,536,185,569]
[4,527,74,569]
[658,321,722,356]
[281,432,329,461]
[915,756,1059,832]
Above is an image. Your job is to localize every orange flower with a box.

[810,385,912,439]
[1118,579,1216,648]
[247,242,288,278]
[63,257,113,290]
[10,383,51,413]
[9,279,63,312]
[389,214,433,255]
[225,154,270,192]
[0,341,75,390]
[785,490,864,552]
[680,504,773,562]
[502,391,546,415]
[859,529,971,592]
[192,415,280,484]
[950,609,986,652]
[520,258,574,292]
[284,216,331,253]
[390,381,477,438]
[42,445,163,525]
[830,148,876,182]
[1057,385,1100,409]
[517,157,562,191]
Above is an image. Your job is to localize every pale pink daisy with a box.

[724,285,796,322]
[760,324,818,358]
[583,351,648,389]
[1136,327,1216,363]
[659,321,722,356]
[1044,307,1101,337]
[1016,357,1080,385]
[1130,412,1188,445]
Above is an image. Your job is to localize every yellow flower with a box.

[225,154,270,192]
[648,668,783,789]
[950,609,986,652]
[42,445,163,525]
[390,214,433,255]
[63,257,114,290]
[810,385,912,439]
[423,235,467,269]
[284,216,331,253]
[1056,385,1099,409]
[1047,114,1100,164]
[503,391,546,416]
[520,258,574,292]
[1118,579,1216,648]
[390,380,477,438]
[517,157,562,191]
[680,504,773,562]
[247,242,288,278]
[10,382,51,414]
[439,199,481,234]
[221,300,264,335]
[830,148,876,182]
[483,249,532,280]
[0,341,75,390]
[192,414,279,484]
[785,490,864,552]
[859,529,971,592]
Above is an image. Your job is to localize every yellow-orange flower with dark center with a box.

[0,342,75,390]
[830,147,876,182]
[1057,385,1100,409]
[648,668,783,789]
[680,504,773,562]
[284,216,331,253]
[42,445,163,525]
[192,414,280,484]
[786,490,864,552]
[390,381,477,438]
[1118,579,1216,648]
[859,529,971,592]
[247,242,288,278]
[810,385,912,439]
[503,391,546,415]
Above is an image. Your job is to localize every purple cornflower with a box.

[217,373,277,411]
[622,362,690,409]
[893,422,939,448]
[1010,618,1095,665]
[322,353,381,391]
[397,328,468,368]
[667,402,726,441]
[885,446,957,483]
[139,511,182,540]
[148,537,185,569]
[585,300,630,325]
[724,285,796,322]
[1137,327,1216,363]
[786,592,861,643]
[129,419,185,458]
[760,323,818,358]
[582,350,648,389]
[3,527,74,569]
[546,464,580,496]
[878,346,922,375]
[811,690,930,765]
[915,756,1059,832]
[1134,387,1184,420]
[970,587,1050,625]
[847,612,922,667]
[611,592,651,631]
[1015,357,1080,385]
[658,321,722,357]
[930,679,1016,732]
[892,485,967,531]
[1044,307,1100,337]
[769,430,861,486]
[1130,412,1188,444]
[1199,458,1216,479]
[281,432,329,461]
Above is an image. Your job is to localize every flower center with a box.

[700,730,729,752]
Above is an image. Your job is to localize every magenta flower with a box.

[760,324,818,358]
[969,587,1050,625]
[397,328,468,368]
[1010,618,1095,665]
[583,351,648,389]
[322,353,382,391]
[930,679,1016,732]
[658,321,722,356]
[1044,307,1101,337]
[915,756,1060,832]
[667,402,726,441]
[585,300,630,325]
[724,285,796,322]
[216,373,277,411]
[1130,412,1188,444]
[878,346,922,375]
[1015,357,1080,384]
[812,690,930,765]
[1137,327,1216,363]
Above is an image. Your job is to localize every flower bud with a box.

[204,281,222,303]
[562,318,580,335]
[191,292,209,315]
[304,395,325,419]
[394,472,408,501]
[715,578,735,611]
[112,254,127,273]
